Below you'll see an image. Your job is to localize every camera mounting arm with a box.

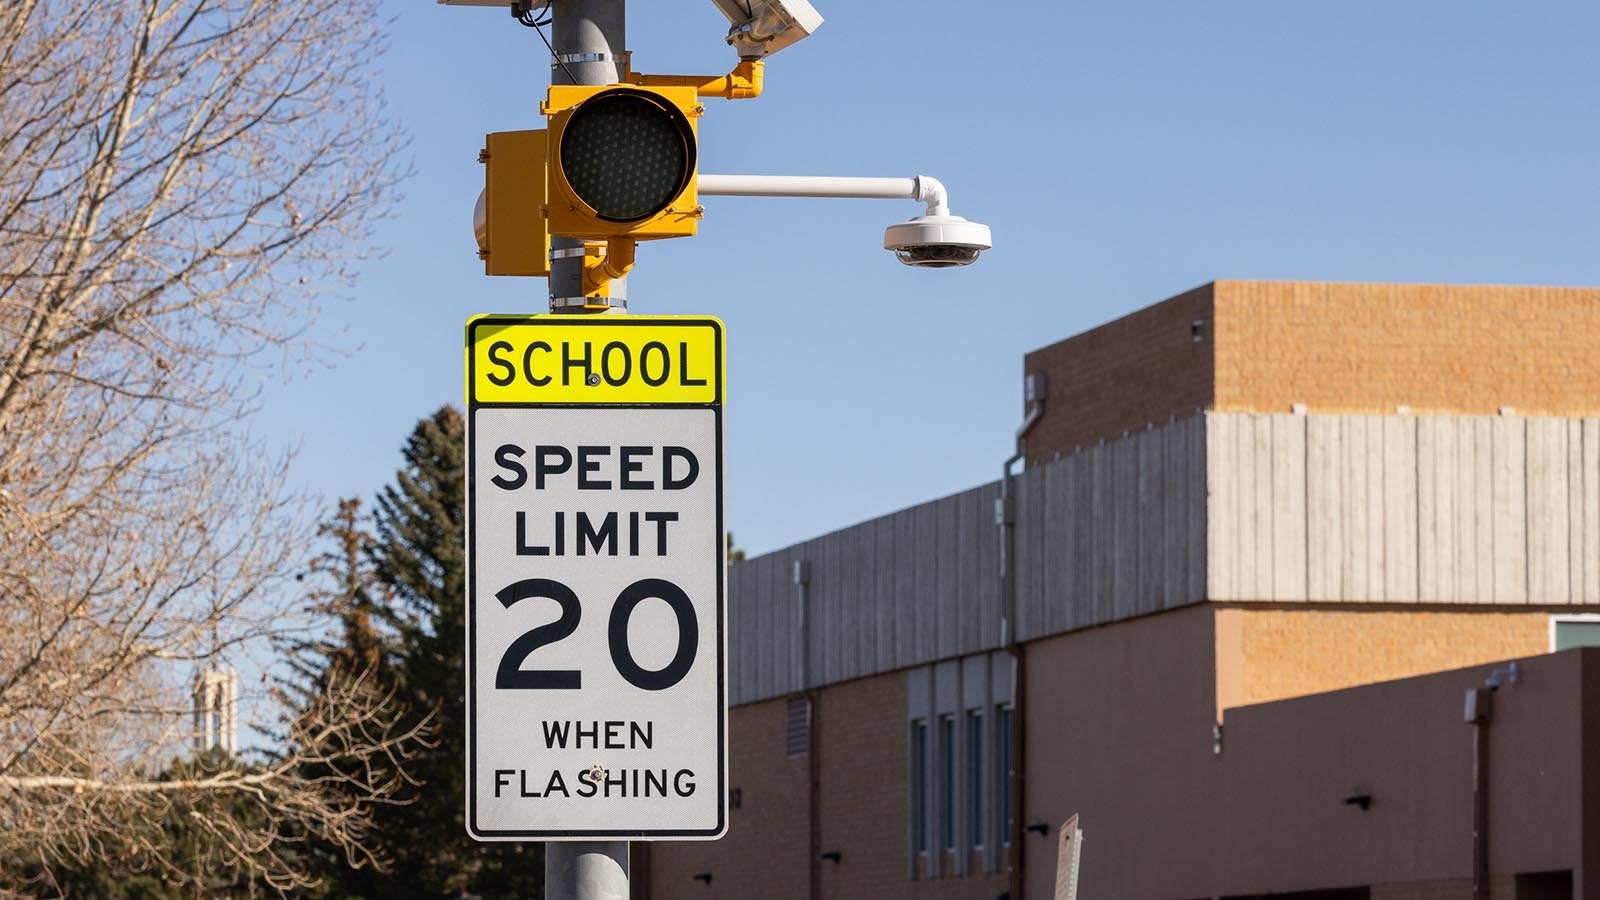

[696,174,992,267]
[697,173,947,215]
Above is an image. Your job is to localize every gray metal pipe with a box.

[998,379,1043,900]
[548,0,628,313]
[545,841,629,900]
[545,2,632,895]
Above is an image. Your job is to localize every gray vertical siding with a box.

[1206,412,1600,606]
[729,415,1209,705]
[1012,415,1209,642]
[728,482,1004,706]
[729,411,1600,706]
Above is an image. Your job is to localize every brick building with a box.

[640,281,1600,900]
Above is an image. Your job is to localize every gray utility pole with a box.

[545,5,634,898]
[548,0,628,314]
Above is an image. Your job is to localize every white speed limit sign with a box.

[464,314,726,841]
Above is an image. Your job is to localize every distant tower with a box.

[192,665,238,754]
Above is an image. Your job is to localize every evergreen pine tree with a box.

[369,406,542,898]
[278,497,414,899]
[283,498,394,691]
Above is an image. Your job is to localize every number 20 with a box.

[494,577,699,692]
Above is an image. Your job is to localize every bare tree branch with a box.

[0,0,418,892]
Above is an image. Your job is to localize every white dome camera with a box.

[883,213,992,268]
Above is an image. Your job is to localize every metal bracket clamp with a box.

[551,236,623,313]
[549,295,627,312]
[549,239,635,303]
[553,51,618,65]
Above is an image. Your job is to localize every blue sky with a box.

[256,1,1600,557]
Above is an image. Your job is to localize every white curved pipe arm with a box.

[911,176,950,217]
[698,173,951,216]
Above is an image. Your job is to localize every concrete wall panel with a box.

[1208,411,1600,609]
[731,409,1600,706]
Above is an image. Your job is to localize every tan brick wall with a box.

[1023,280,1600,462]
[1218,607,1551,709]
[814,672,907,900]
[1212,280,1600,418]
[1022,282,1214,464]
[646,696,809,900]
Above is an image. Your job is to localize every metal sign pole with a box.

[548,0,628,314]
[547,2,630,898]
[547,840,629,900]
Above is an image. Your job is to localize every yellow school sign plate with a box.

[464,315,726,841]
[469,316,723,405]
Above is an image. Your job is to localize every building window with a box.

[1551,615,1600,652]
[785,697,810,758]
[967,709,984,850]
[996,704,1013,848]
[939,715,956,853]
[910,719,928,855]
[905,652,1015,877]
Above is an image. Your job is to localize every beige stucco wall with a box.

[1023,605,1225,900]
[652,611,1593,900]
[1023,607,1589,899]
[1209,650,1586,898]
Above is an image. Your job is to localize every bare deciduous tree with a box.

[0,0,421,892]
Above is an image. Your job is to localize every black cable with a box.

[512,1,576,85]
[513,1,551,27]
[533,18,577,85]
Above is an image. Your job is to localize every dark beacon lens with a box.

[560,91,692,222]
